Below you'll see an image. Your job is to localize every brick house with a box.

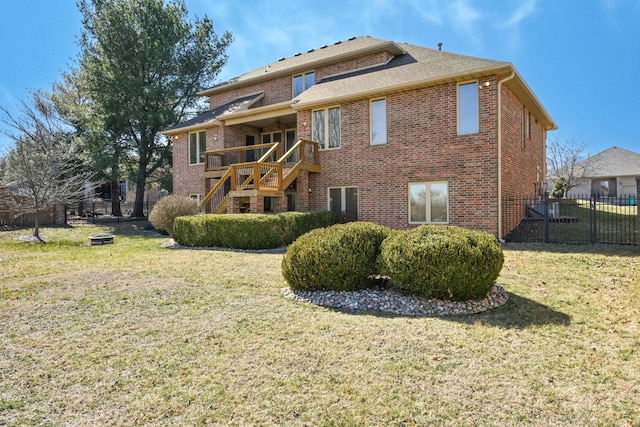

[163,36,556,238]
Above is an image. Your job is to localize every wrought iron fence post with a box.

[637,177,640,246]
[544,192,550,243]
[590,193,597,243]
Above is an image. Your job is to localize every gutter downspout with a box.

[497,70,515,241]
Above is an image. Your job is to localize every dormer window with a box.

[293,71,315,97]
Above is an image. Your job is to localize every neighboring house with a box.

[163,36,556,238]
[566,146,640,199]
[0,182,64,226]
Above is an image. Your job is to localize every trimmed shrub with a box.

[282,222,391,291]
[378,225,504,301]
[148,195,199,236]
[172,211,336,249]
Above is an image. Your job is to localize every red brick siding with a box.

[316,52,394,81]
[206,52,394,112]
[172,51,547,237]
[208,75,292,109]
[306,77,501,234]
[500,83,547,236]
[174,52,400,200]
[172,128,223,198]
[500,85,546,198]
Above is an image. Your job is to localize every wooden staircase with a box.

[199,140,320,214]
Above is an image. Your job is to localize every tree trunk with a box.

[33,214,40,238]
[110,179,122,216]
[130,161,147,218]
[32,212,45,243]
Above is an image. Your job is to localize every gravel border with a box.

[161,239,287,253]
[161,239,508,317]
[282,285,509,317]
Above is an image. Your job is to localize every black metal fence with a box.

[66,200,156,220]
[503,193,638,245]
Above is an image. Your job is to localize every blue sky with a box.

[1,0,639,155]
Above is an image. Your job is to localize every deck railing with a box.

[204,143,278,172]
[200,140,320,213]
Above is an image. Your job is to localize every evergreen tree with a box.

[77,0,232,217]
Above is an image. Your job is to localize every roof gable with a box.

[199,36,404,96]
[583,146,640,177]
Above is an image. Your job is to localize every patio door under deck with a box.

[245,135,255,162]
[285,129,297,164]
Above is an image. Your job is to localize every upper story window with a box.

[293,72,315,98]
[370,98,387,145]
[457,82,479,135]
[189,131,206,165]
[312,106,341,150]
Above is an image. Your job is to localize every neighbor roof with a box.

[581,146,640,177]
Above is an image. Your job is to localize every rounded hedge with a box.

[172,211,336,250]
[282,222,391,292]
[378,225,504,301]
[148,195,199,236]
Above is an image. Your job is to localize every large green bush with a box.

[282,222,391,292]
[172,211,336,249]
[148,195,199,236]
[378,225,504,301]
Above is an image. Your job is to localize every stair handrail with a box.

[200,167,233,210]
[201,140,320,213]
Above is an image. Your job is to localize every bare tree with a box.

[0,94,93,241]
[546,135,594,198]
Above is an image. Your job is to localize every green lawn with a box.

[1,222,639,426]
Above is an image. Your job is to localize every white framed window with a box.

[293,71,315,98]
[370,98,387,145]
[189,194,202,203]
[261,131,282,144]
[312,106,341,150]
[409,182,448,224]
[328,186,358,218]
[457,82,478,135]
[188,131,206,165]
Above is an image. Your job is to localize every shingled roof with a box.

[294,42,510,106]
[582,146,640,177]
[198,36,405,96]
[292,41,554,129]
[166,36,556,133]
[164,91,264,133]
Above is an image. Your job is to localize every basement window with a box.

[328,186,358,219]
[409,182,448,224]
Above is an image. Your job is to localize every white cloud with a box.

[500,0,537,28]
[403,0,444,25]
[447,0,483,50]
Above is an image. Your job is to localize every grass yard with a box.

[1,222,639,426]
